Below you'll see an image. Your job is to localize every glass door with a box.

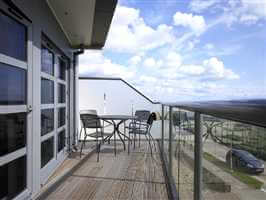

[40,36,69,183]
[0,8,32,200]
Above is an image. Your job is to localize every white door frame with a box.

[40,38,69,184]
[0,3,33,199]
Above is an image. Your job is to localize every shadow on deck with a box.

[39,141,168,200]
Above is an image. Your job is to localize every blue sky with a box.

[79,0,266,102]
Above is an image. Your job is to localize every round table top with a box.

[99,115,137,120]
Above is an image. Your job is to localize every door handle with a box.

[27,105,33,113]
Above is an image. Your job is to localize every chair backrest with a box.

[80,110,101,129]
[147,112,156,125]
[135,110,150,122]
[173,111,188,126]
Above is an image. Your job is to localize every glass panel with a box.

[0,113,26,156]
[57,130,65,152]
[58,107,66,128]
[172,109,195,199]
[0,11,27,61]
[0,63,26,105]
[41,45,54,75]
[58,58,66,80]
[58,84,66,104]
[41,78,54,104]
[41,137,54,168]
[0,156,26,200]
[163,106,170,161]
[41,109,54,136]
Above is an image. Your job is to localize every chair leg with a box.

[96,135,100,162]
[145,134,152,155]
[133,133,136,149]
[129,133,132,145]
[114,131,116,156]
[128,132,130,155]
[79,127,83,141]
[80,134,87,158]
[139,134,140,147]
[149,134,157,152]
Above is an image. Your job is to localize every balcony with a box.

[37,78,266,200]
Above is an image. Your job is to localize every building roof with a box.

[47,0,117,49]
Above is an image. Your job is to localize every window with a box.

[41,109,54,136]
[0,63,26,105]
[41,45,54,75]
[0,113,26,156]
[0,11,27,61]
[0,156,26,200]
[41,137,54,168]
[41,78,54,104]
[58,107,66,128]
[58,58,66,80]
[58,84,66,103]
[57,130,65,152]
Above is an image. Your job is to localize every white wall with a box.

[78,79,162,138]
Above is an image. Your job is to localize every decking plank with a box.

[43,141,168,200]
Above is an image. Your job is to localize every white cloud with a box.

[213,0,266,27]
[143,57,156,68]
[203,57,239,80]
[189,0,218,13]
[105,5,175,53]
[79,51,135,80]
[179,65,205,76]
[139,75,157,83]
[241,0,266,19]
[204,43,215,50]
[129,55,141,65]
[240,14,259,25]
[173,12,206,35]
[165,51,182,67]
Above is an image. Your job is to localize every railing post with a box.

[169,106,173,176]
[194,112,203,200]
[161,104,164,150]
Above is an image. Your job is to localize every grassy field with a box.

[203,152,264,189]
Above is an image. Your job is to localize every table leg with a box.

[117,131,126,150]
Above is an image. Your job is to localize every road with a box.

[203,139,266,185]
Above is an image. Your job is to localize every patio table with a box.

[99,115,137,155]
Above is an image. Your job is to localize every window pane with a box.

[57,130,65,152]
[0,63,26,105]
[41,137,54,168]
[41,45,54,75]
[58,58,66,80]
[41,109,54,136]
[0,156,26,200]
[41,78,54,104]
[58,107,66,128]
[0,113,26,156]
[58,84,66,104]
[0,11,27,61]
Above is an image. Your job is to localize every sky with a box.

[79,0,266,102]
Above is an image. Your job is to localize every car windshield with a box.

[238,150,257,160]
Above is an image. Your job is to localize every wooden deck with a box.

[42,141,168,200]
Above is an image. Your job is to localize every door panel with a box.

[40,35,69,184]
[0,7,32,200]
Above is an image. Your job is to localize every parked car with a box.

[226,149,264,174]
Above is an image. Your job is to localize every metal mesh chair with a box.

[128,112,157,155]
[128,110,150,148]
[79,110,112,161]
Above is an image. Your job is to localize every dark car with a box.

[226,149,264,174]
